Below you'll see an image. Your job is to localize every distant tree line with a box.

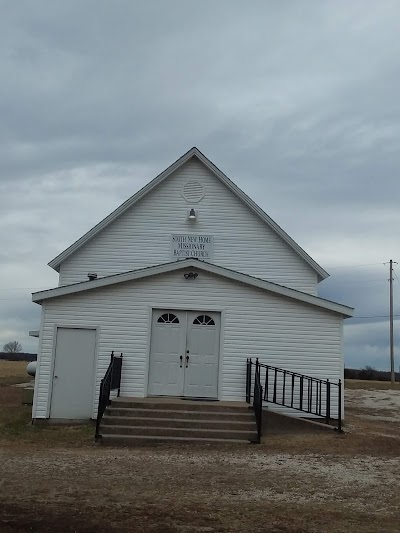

[3,341,23,353]
[0,352,36,362]
[345,366,400,381]
[1,340,36,361]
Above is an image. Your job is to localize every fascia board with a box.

[193,150,328,281]
[48,148,328,281]
[47,148,198,271]
[34,259,353,317]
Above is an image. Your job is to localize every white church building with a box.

[31,148,353,442]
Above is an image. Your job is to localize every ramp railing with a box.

[246,358,342,431]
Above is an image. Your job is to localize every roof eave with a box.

[47,147,328,280]
[34,259,352,317]
[192,149,329,281]
[47,147,200,271]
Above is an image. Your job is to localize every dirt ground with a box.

[0,377,399,532]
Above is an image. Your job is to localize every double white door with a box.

[148,310,221,399]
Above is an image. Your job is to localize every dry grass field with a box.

[0,364,399,532]
[0,360,31,386]
[345,378,400,390]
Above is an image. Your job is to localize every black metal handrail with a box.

[253,359,263,442]
[95,351,123,439]
[246,358,342,432]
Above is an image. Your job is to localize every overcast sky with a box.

[1,1,400,370]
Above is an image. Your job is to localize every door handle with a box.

[185,355,189,368]
[179,355,183,368]
[54,375,58,379]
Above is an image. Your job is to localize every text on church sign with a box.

[171,234,213,260]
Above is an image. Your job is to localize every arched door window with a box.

[193,314,215,325]
[157,313,179,324]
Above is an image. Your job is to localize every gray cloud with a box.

[319,265,400,369]
[2,1,400,369]
[0,297,41,353]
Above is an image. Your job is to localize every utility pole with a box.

[388,260,398,384]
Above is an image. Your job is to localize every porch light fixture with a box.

[184,272,198,280]
[188,208,197,221]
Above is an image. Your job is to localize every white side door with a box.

[148,310,186,396]
[183,312,220,399]
[50,327,96,419]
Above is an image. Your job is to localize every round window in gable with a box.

[182,180,205,203]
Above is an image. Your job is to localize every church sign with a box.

[171,234,213,260]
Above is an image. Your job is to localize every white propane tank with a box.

[26,361,37,377]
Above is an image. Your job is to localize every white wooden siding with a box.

[33,269,342,419]
[59,159,318,294]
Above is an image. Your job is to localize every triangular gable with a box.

[34,259,352,317]
[48,147,328,281]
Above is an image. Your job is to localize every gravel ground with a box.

[345,388,400,422]
[1,445,400,532]
[0,386,399,532]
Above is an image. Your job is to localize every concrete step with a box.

[98,399,258,446]
[100,424,258,441]
[111,399,249,413]
[102,415,256,430]
[106,407,254,421]
[100,434,250,447]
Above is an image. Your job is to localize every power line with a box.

[0,262,394,289]
[393,267,400,286]
[326,263,387,269]
[350,314,400,319]
[323,279,388,285]
[0,287,50,291]
[0,298,36,301]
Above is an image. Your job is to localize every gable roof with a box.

[33,259,352,317]
[48,147,328,281]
